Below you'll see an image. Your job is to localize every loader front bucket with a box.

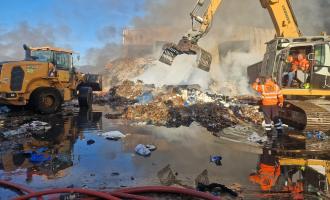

[159,38,212,72]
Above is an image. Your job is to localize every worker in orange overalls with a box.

[249,148,280,191]
[252,76,284,136]
[287,54,310,87]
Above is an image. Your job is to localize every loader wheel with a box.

[32,88,62,114]
[78,87,93,108]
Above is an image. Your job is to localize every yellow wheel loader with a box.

[0,44,102,114]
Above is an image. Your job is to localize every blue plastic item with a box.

[306,132,313,139]
[210,155,222,166]
[35,147,48,153]
[29,153,51,163]
[136,92,153,104]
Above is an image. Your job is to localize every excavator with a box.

[0,45,102,114]
[159,0,330,132]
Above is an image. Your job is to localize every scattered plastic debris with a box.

[2,121,51,137]
[104,81,264,133]
[145,144,157,151]
[30,153,51,163]
[197,183,238,197]
[35,147,48,153]
[111,172,120,176]
[101,131,126,141]
[87,139,95,145]
[136,92,153,104]
[248,132,267,144]
[306,131,328,140]
[195,169,238,197]
[210,155,222,166]
[135,144,151,157]
[0,106,10,114]
[22,147,52,164]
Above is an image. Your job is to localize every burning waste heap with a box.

[96,80,263,133]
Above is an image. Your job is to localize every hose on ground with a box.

[0,180,221,200]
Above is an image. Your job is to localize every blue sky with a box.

[0,0,145,62]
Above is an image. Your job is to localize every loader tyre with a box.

[32,88,62,114]
[78,87,93,108]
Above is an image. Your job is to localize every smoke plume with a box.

[129,0,330,94]
[0,22,70,61]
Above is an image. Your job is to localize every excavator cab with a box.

[252,37,330,91]
[249,38,330,131]
[278,45,313,88]
[262,38,330,91]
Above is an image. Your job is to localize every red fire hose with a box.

[13,188,120,200]
[116,186,219,200]
[0,180,221,200]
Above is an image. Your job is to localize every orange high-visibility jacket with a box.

[283,182,304,194]
[292,58,310,72]
[249,163,281,191]
[252,81,284,106]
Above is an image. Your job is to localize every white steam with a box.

[135,54,211,89]
[215,51,263,95]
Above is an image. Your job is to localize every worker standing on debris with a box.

[252,76,284,137]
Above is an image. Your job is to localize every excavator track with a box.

[280,100,330,132]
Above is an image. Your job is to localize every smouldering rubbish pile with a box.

[95,80,263,132]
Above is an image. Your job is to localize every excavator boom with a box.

[159,0,302,72]
[260,0,301,37]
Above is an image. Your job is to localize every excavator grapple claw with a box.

[159,38,212,72]
[159,42,181,66]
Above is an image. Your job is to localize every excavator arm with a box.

[189,0,223,43]
[159,0,223,71]
[159,0,302,71]
[260,0,301,37]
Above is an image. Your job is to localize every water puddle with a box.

[0,105,329,199]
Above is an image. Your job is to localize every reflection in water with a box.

[0,108,102,182]
[2,106,329,199]
[249,133,330,199]
[249,148,280,191]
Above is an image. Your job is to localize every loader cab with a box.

[26,46,74,71]
[27,46,75,82]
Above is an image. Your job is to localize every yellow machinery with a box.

[280,157,330,187]
[249,0,330,132]
[0,44,102,114]
[159,0,330,132]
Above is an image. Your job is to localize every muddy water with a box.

[0,105,329,199]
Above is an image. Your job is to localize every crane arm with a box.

[260,0,302,37]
